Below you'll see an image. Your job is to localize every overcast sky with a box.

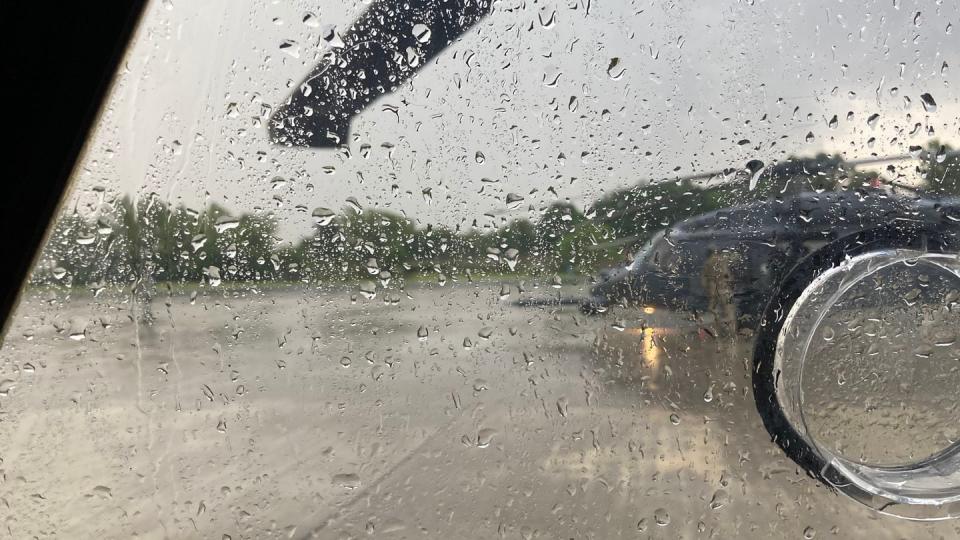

[69,0,959,241]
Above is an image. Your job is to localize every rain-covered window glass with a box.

[2,0,959,537]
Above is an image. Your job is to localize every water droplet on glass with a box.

[412,23,431,43]
[302,11,319,28]
[669,413,680,425]
[505,193,524,209]
[539,10,556,29]
[214,216,240,233]
[867,113,880,128]
[477,428,497,448]
[417,325,429,341]
[822,326,835,341]
[805,132,815,143]
[478,327,493,340]
[332,473,361,489]
[345,197,362,214]
[96,217,114,235]
[803,526,816,539]
[709,489,729,510]
[504,248,520,271]
[321,25,345,48]
[312,207,336,226]
[607,57,625,80]
[358,280,376,299]
[475,151,485,164]
[191,234,207,251]
[278,40,300,59]
[827,115,838,129]
[919,93,937,112]
[556,397,569,417]
[653,508,670,526]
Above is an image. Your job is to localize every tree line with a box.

[31,142,960,289]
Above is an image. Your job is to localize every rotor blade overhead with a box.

[270,0,493,148]
[652,150,960,187]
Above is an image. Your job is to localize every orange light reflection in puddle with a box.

[623,325,676,387]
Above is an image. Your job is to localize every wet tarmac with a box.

[0,282,957,539]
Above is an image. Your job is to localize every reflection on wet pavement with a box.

[0,283,957,539]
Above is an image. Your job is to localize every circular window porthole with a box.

[758,249,960,520]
